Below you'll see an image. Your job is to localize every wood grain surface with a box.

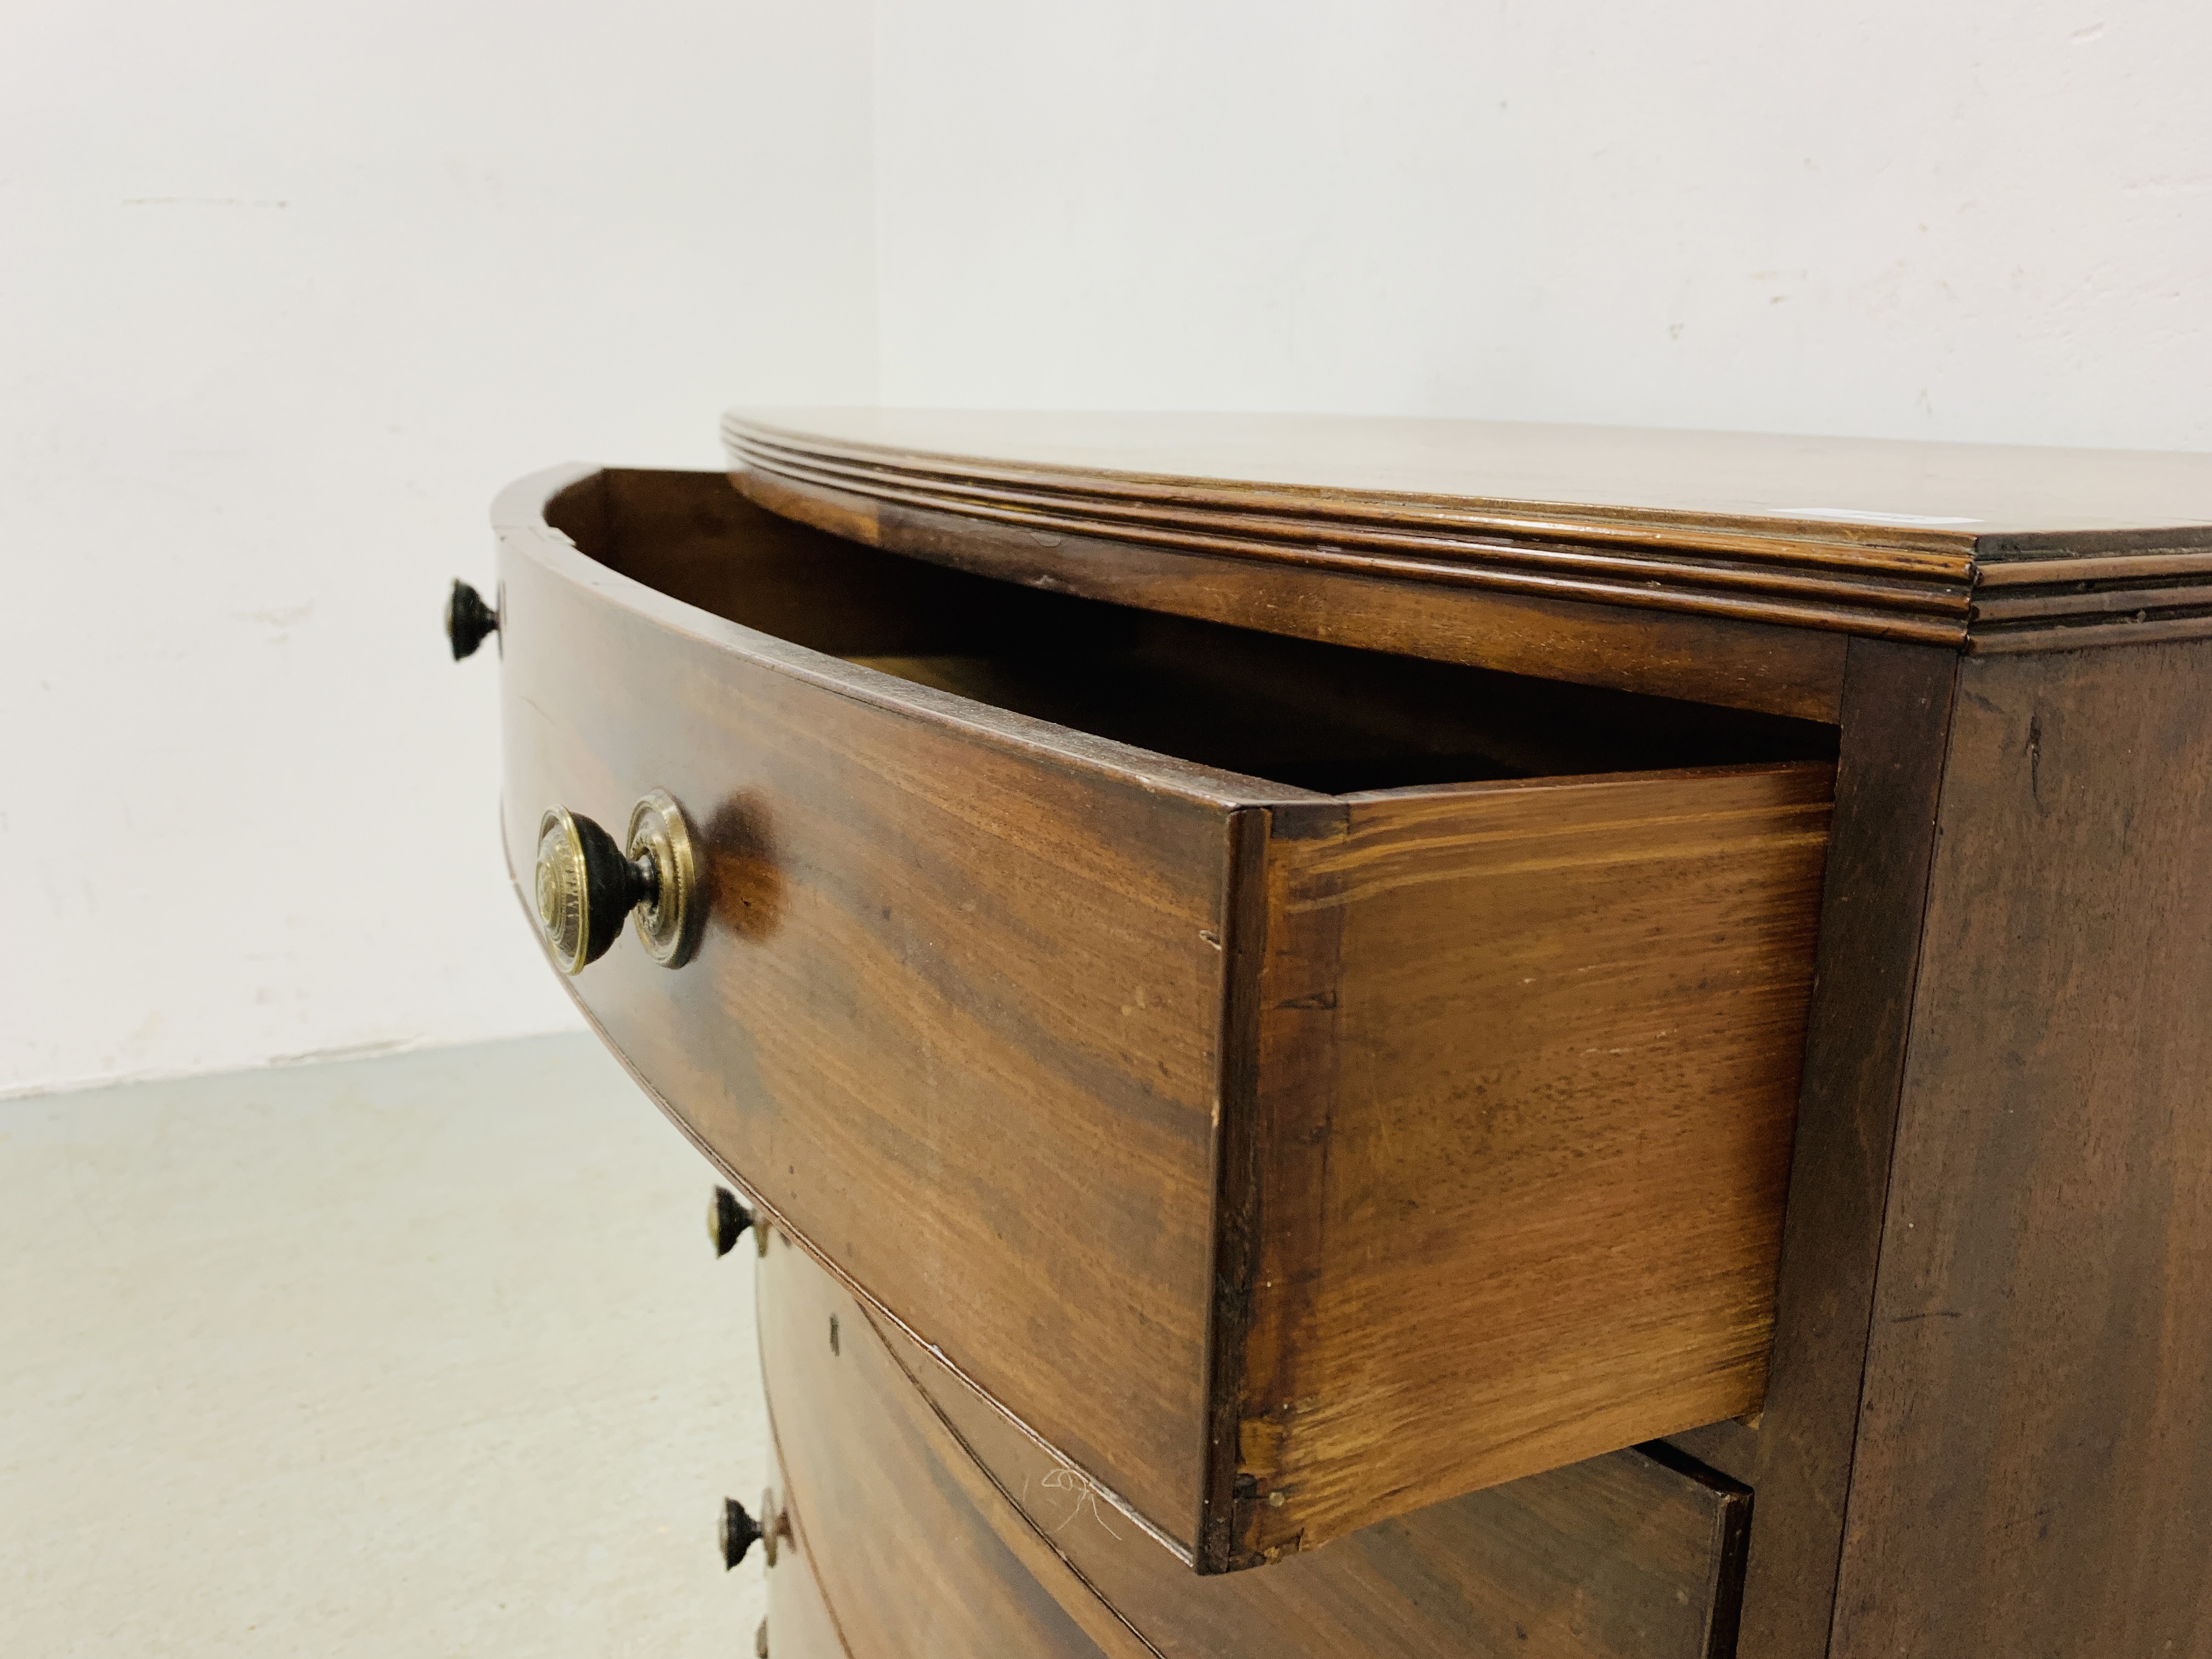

[1223,765,1831,1564]
[759,1232,1141,1659]
[761,1442,854,1659]
[1826,640,2212,1658]
[1718,640,1961,1659]
[766,1229,1752,1659]
[504,469,1244,1543]
[737,466,1851,722]
[498,466,1834,1567]
[725,409,2212,653]
[727,407,2212,538]
[490,431,2212,1650]
[587,470,1833,787]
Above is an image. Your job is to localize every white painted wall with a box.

[871,1,2212,450]
[12,0,2209,1094]
[2,0,876,1094]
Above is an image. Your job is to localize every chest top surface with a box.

[729,406,2212,545]
[724,409,2212,667]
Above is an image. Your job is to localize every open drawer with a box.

[493,466,1831,1572]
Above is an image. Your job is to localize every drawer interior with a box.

[554,469,1838,793]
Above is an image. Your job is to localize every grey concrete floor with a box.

[1,1035,769,1656]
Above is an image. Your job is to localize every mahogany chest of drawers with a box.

[467,411,2212,1658]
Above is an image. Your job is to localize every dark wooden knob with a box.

[445,579,498,659]
[720,1496,764,1570]
[709,1187,754,1257]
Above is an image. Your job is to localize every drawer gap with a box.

[573,469,1839,795]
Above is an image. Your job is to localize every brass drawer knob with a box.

[533,788,704,975]
[763,1491,792,1567]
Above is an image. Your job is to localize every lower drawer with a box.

[760,1442,846,1659]
[760,1242,1130,1659]
[758,1229,1751,1659]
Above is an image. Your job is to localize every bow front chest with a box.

[473,411,2212,1659]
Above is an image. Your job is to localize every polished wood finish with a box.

[1826,639,2212,1657]
[1678,635,2212,1659]
[726,409,2212,657]
[759,1233,1131,1659]
[737,465,1851,722]
[498,466,1832,1568]
[727,407,2212,536]
[486,410,2212,1657]
[505,467,1232,1543]
[1663,641,1964,1659]
[764,1227,1752,1659]
[761,1442,853,1659]
[1718,639,1960,1658]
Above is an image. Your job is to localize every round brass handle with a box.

[623,789,706,967]
[761,1489,792,1567]
[533,788,704,975]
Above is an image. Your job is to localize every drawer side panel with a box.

[1238,764,1832,1559]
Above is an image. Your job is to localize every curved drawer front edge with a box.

[493,464,1829,1576]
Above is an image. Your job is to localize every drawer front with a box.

[760,1444,848,1659]
[761,1231,1751,1659]
[499,473,1237,1542]
[495,467,1829,1566]
[759,1233,1136,1659]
